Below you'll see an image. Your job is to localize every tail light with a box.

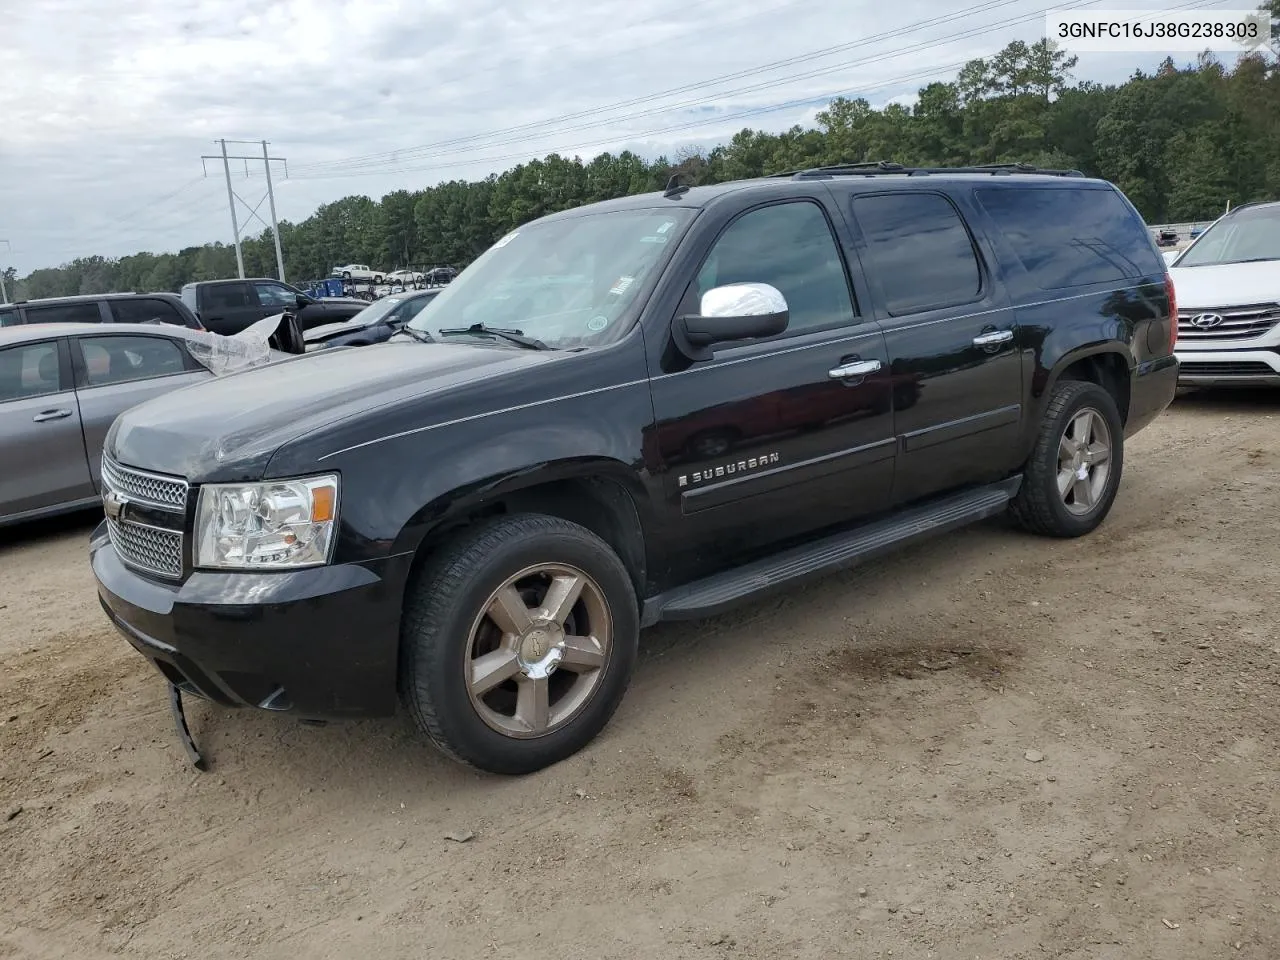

[1164,273,1178,353]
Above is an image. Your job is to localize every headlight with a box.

[194,474,339,570]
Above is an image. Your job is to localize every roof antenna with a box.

[663,173,691,199]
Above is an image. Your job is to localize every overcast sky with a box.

[0,0,1256,275]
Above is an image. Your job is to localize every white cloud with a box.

[0,0,1248,273]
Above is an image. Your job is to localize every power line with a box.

[287,0,1051,176]
[283,0,1222,185]
[200,139,288,281]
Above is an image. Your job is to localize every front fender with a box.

[389,451,654,558]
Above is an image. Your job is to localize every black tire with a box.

[341,271,351,280]
[399,514,639,775]
[1011,379,1125,538]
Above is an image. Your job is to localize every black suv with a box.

[179,278,368,335]
[0,292,203,329]
[90,163,1179,776]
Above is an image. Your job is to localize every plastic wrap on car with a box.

[184,314,280,376]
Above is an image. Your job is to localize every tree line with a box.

[13,35,1280,301]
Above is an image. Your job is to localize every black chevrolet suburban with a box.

[90,163,1179,775]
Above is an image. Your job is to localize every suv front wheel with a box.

[399,514,639,774]
[1011,379,1125,538]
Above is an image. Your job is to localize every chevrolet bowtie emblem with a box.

[102,489,130,522]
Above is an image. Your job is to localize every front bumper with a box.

[1174,348,1280,387]
[91,521,413,719]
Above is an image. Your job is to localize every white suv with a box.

[1168,202,1280,388]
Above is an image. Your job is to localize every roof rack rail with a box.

[782,161,1085,180]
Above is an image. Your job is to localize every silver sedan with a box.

[1,322,275,527]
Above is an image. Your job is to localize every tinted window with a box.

[203,284,252,310]
[23,301,102,324]
[853,193,982,315]
[0,341,62,402]
[975,186,1152,289]
[253,282,297,307]
[79,335,186,387]
[694,201,856,333]
[0,307,18,327]
[110,297,186,326]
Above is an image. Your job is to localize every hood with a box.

[304,313,379,344]
[1168,260,1280,310]
[107,339,560,482]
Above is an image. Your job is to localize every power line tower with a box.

[0,240,11,304]
[200,140,288,282]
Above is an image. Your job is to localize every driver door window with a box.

[691,200,859,335]
[253,282,298,308]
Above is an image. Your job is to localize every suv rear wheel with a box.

[399,514,639,774]
[1011,379,1125,538]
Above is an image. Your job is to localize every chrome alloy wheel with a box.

[1057,407,1112,516]
[464,563,612,739]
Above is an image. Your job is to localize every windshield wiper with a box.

[437,323,550,350]
[393,326,435,343]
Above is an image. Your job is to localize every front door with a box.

[645,197,896,584]
[845,189,1023,506]
[0,337,94,521]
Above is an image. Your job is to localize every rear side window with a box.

[23,301,102,324]
[853,193,982,315]
[79,335,187,387]
[180,286,198,312]
[110,298,187,326]
[974,186,1156,290]
[0,307,18,327]
[203,284,253,310]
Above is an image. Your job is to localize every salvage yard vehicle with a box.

[0,321,289,528]
[303,288,442,350]
[0,292,204,330]
[179,278,367,336]
[90,162,1179,776]
[331,263,382,283]
[1166,200,1280,388]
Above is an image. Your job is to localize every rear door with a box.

[845,189,1023,505]
[71,332,211,488]
[0,336,95,521]
[645,195,896,575]
[197,283,259,334]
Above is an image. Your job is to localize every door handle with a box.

[828,359,882,379]
[972,329,1014,347]
[33,409,73,422]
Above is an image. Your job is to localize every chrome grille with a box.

[101,456,188,579]
[105,517,184,577]
[101,456,188,508]
[1177,303,1280,342]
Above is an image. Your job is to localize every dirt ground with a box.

[2,391,1278,960]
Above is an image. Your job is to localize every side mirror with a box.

[295,294,312,309]
[676,283,789,360]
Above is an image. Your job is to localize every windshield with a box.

[406,207,695,348]
[354,293,431,325]
[1176,205,1280,267]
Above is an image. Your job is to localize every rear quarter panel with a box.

[960,181,1172,454]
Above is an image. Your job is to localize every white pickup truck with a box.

[331,264,383,282]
